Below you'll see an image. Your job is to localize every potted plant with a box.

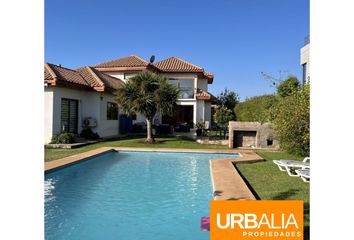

[195,120,205,137]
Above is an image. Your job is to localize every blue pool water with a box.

[45,151,239,240]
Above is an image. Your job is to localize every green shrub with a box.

[276,76,300,97]
[272,84,310,156]
[234,94,278,122]
[51,133,75,144]
[195,120,205,129]
[80,128,100,140]
[214,106,234,128]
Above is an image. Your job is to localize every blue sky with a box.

[45,0,309,101]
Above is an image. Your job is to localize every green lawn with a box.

[236,151,310,239]
[45,135,228,162]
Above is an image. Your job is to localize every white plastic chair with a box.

[295,169,310,182]
[273,157,310,177]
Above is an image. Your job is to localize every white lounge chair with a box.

[273,157,310,177]
[295,169,310,182]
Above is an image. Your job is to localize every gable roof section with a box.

[45,63,123,92]
[154,57,214,83]
[92,55,161,73]
[93,54,148,68]
[154,57,203,72]
[80,66,124,91]
[45,63,90,87]
[76,66,104,88]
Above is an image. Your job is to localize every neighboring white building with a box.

[44,55,215,144]
[300,36,310,84]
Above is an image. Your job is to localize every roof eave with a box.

[45,79,56,86]
[94,66,148,72]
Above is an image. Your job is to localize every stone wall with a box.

[228,121,279,149]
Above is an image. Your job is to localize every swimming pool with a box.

[45,150,239,240]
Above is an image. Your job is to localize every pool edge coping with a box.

[45,147,115,173]
[209,152,264,201]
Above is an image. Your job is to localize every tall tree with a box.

[272,84,310,156]
[214,106,234,139]
[216,88,239,110]
[116,71,179,143]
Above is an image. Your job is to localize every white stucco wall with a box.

[204,101,211,125]
[300,44,310,83]
[99,93,120,137]
[196,100,205,124]
[44,89,54,144]
[44,86,119,144]
[104,72,125,82]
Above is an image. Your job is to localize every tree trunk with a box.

[146,117,155,143]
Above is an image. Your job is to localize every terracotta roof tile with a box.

[92,55,148,68]
[196,88,217,102]
[45,63,124,92]
[89,67,124,90]
[154,57,214,83]
[76,66,103,87]
[44,64,55,80]
[204,71,214,78]
[45,63,89,86]
[154,57,203,72]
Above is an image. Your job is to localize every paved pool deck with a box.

[45,147,264,200]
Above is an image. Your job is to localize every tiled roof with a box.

[92,55,148,68]
[45,63,123,92]
[45,63,89,86]
[154,57,203,72]
[196,88,217,102]
[204,71,214,78]
[45,64,55,81]
[92,55,213,82]
[76,66,103,87]
[154,57,214,83]
[88,67,124,90]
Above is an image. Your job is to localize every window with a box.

[107,102,118,120]
[168,79,194,99]
[61,98,78,133]
[302,63,307,84]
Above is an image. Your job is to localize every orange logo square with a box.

[210,200,303,240]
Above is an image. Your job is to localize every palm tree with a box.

[116,71,180,143]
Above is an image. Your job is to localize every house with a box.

[44,55,215,143]
[44,63,124,144]
[300,36,310,84]
[92,55,215,129]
